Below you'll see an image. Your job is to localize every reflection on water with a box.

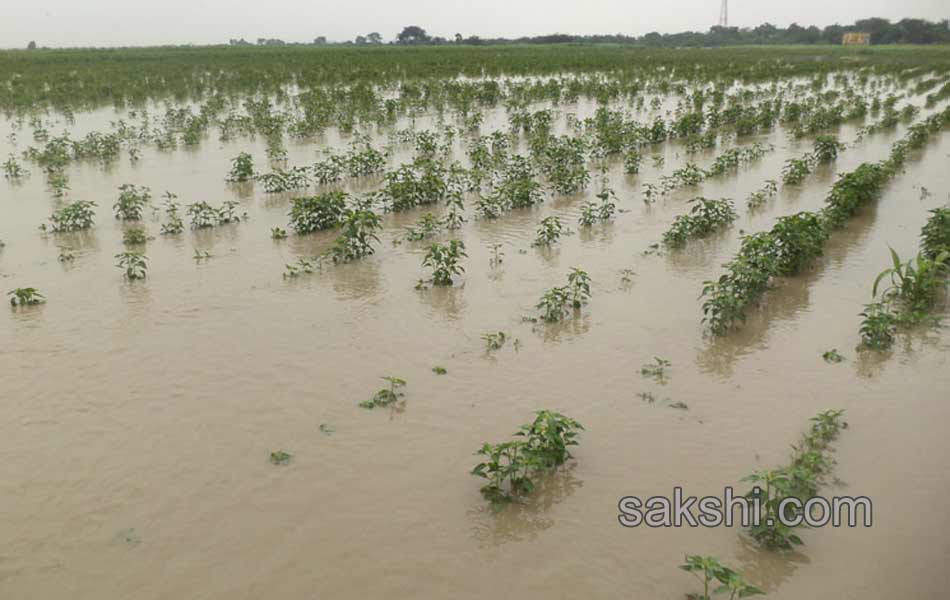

[733,534,811,593]
[467,462,583,547]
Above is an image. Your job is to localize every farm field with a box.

[2,44,950,599]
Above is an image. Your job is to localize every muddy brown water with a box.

[2,97,950,599]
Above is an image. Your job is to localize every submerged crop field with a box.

[2,44,950,599]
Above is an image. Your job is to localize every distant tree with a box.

[27,41,37,50]
[821,24,846,44]
[397,25,430,44]
[454,33,462,43]
[313,36,327,45]
[366,32,382,44]
[355,35,367,45]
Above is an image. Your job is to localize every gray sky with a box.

[4,0,948,48]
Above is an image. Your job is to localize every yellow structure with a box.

[842,32,871,46]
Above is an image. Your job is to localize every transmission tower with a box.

[719,0,729,27]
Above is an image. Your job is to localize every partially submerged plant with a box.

[813,135,844,164]
[271,227,288,240]
[405,213,442,241]
[227,152,254,182]
[567,267,591,308]
[663,197,736,248]
[482,331,508,352]
[269,450,292,465]
[533,216,563,247]
[822,349,845,363]
[359,376,407,409]
[679,555,763,600]
[115,251,148,280]
[283,257,317,278]
[536,268,592,321]
[123,227,149,246]
[113,184,151,220]
[8,287,45,306]
[920,206,950,259]
[471,410,583,503]
[423,240,467,286]
[330,209,382,263]
[536,285,571,322]
[49,200,97,232]
[641,356,671,381]
[288,191,348,233]
[743,409,847,549]
[3,154,28,179]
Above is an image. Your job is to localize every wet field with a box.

[2,61,950,598]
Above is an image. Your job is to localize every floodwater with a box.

[2,91,950,600]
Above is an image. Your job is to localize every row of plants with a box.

[859,206,950,349]
[701,107,950,335]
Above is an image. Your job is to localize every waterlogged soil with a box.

[2,98,950,600]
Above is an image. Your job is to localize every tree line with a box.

[225,18,950,48]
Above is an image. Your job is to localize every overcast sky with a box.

[3,0,948,48]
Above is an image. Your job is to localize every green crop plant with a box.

[533,216,563,246]
[423,240,467,286]
[3,155,28,179]
[123,227,149,245]
[58,250,75,262]
[595,186,617,221]
[536,286,571,322]
[8,287,45,306]
[743,409,846,549]
[679,555,763,600]
[115,251,148,280]
[641,356,671,381]
[226,152,254,182]
[257,166,311,193]
[330,209,382,263]
[489,243,504,268]
[216,200,244,224]
[160,195,184,235]
[539,136,590,195]
[271,227,288,240]
[642,183,659,204]
[377,160,446,212]
[269,450,292,465]
[282,258,317,278]
[443,192,466,230]
[405,213,443,241]
[623,150,642,175]
[662,197,736,248]
[567,268,592,308]
[471,410,583,504]
[47,171,70,198]
[746,180,778,210]
[822,349,845,363]
[432,366,447,375]
[578,201,598,227]
[482,331,508,352]
[920,206,950,259]
[671,163,707,187]
[113,184,151,220]
[859,302,898,349]
[288,192,348,234]
[49,200,97,232]
[871,248,949,320]
[359,376,406,409]
[781,156,813,185]
[813,135,844,164]
[186,201,220,228]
